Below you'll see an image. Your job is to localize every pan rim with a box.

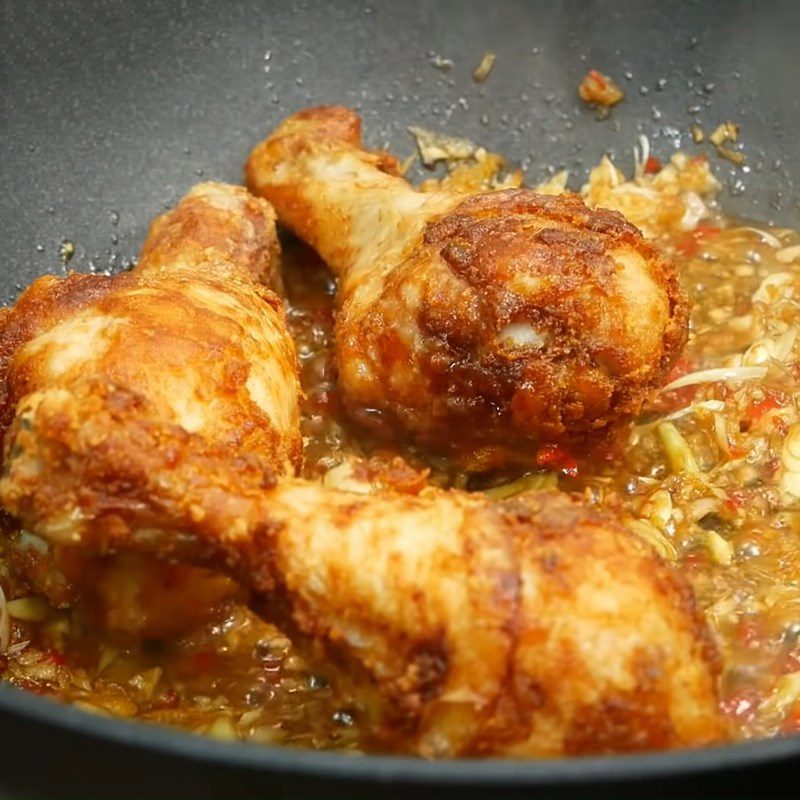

[1,682,799,784]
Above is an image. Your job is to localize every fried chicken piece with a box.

[0,182,301,635]
[0,182,300,469]
[1,376,725,756]
[246,107,689,469]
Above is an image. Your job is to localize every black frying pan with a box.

[2,1,800,796]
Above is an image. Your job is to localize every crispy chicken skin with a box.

[0,183,301,634]
[1,377,725,755]
[0,182,301,471]
[246,107,689,468]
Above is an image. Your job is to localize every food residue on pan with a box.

[59,240,75,264]
[472,51,496,83]
[407,125,479,166]
[578,69,625,117]
[709,121,747,166]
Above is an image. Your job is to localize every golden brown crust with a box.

[459,496,723,756]
[0,183,302,472]
[342,189,688,463]
[245,106,401,259]
[246,107,689,468]
[140,183,283,289]
[0,184,302,634]
[248,105,401,177]
[0,274,120,451]
[1,377,725,756]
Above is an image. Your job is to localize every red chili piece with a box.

[536,444,579,477]
[644,155,662,174]
[675,225,722,257]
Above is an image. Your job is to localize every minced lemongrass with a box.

[777,244,800,264]
[7,640,30,656]
[206,716,238,741]
[407,126,477,166]
[633,134,650,178]
[0,584,9,654]
[661,365,768,393]
[658,400,726,423]
[742,329,798,367]
[535,170,569,195]
[753,273,795,303]
[705,531,733,566]
[72,700,111,717]
[735,226,783,248]
[6,596,50,623]
[714,412,730,457]
[483,471,558,500]
[644,489,673,531]
[627,519,677,560]
[472,51,496,83]
[760,672,800,718]
[781,424,800,500]
[657,422,701,474]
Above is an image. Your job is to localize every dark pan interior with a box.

[1,683,800,799]
[2,0,800,795]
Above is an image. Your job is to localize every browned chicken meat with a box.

[246,107,689,469]
[1,381,725,756]
[0,182,301,635]
[0,181,301,469]
[0,183,723,755]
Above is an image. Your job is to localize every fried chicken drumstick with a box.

[246,107,689,468]
[0,181,301,470]
[0,182,302,635]
[0,185,722,755]
[2,381,724,755]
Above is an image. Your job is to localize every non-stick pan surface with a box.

[2,1,800,796]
